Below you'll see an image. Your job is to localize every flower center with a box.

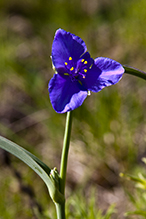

[64,56,91,83]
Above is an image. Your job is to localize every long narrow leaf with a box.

[0,135,52,187]
[125,210,146,217]
[20,147,51,175]
[0,135,64,204]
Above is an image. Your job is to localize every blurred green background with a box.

[0,0,146,218]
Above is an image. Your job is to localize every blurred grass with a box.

[0,0,146,218]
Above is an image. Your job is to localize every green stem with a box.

[60,111,73,194]
[56,111,73,219]
[123,65,146,80]
[55,203,65,219]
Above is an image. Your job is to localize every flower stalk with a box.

[123,65,146,80]
[55,111,73,219]
[60,111,73,194]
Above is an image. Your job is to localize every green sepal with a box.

[49,167,65,204]
[50,167,60,190]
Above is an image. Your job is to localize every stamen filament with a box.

[89,63,93,69]
[78,80,82,85]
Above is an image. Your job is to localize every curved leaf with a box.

[0,135,64,204]
[0,135,52,186]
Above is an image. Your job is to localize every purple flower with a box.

[49,29,124,113]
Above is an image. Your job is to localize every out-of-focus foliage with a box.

[121,158,146,218]
[0,0,146,218]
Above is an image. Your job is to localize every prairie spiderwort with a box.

[49,29,124,113]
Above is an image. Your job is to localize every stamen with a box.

[89,63,93,69]
[81,59,85,62]
[80,51,87,58]
[84,69,87,73]
[84,61,88,64]
[83,75,85,79]
[70,67,74,71]
[69,57,72,60]
[78,80,82,85]
[65,62,68,65]
[64,73,69,75]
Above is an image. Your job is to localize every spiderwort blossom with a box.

[49,29,124,113]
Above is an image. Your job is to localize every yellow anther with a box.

[69,57,72,60]
[81,59,85,62]
[65,62,68,65]
[70,67,74,71]
[83,75,85,79]
[84,69,87,73]
[64,73,69,75]
[84,61,88,64]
